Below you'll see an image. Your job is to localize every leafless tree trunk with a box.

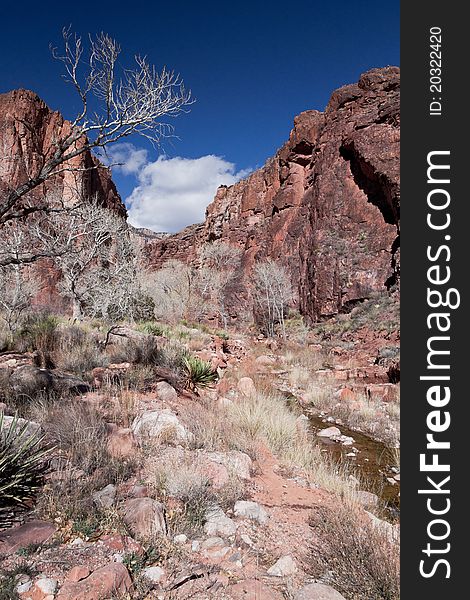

[253,259,293,338]
[0,28,192,228]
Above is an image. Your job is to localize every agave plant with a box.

[182,355,218,391]
[0,412,53,525]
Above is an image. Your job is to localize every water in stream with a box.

[309,414,400,520]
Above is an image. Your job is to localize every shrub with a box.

[151,461,215,535]
[136,321,168,337]
[54,325,107,375]
[13,313,59,368]
[309,504,400,600]
[0,413,52,526]
[43,402,108,475]
[0,564,36,600]
[183,355,217,391]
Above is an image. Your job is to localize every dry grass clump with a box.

[53,325,107,375]
[36,399,139,537]
[146,449,244,535]
[185,383,355,500]
[309,504,400,600]
[149,456,215,535]
[228,389,355,498]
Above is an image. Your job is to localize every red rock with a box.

[106,426,137,459]
[99,533,143,555]
[294,583,347,600]
[121,498,167,540]
[143,68,400,325]
[56,563,132,600]
[366,383,398,402]
[337,388,357,402]
[66,567,92,583]
[0,520,56,555]
[0,89,126,311]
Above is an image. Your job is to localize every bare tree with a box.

[252,259,293,337]
[0,261,38,333]
[49,201,138,320]
[0,28,192,226]
[197,242,242,328]
[140,260,202,324]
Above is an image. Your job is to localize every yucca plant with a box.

[0,413,53,526]
[182,355,217,391]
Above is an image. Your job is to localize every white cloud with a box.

[100,143,149,175]
[125,154,251,233]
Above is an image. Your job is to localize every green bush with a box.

[0,413,52,526]
[183,355,217,391]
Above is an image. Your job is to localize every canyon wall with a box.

[144,67,400,322]
[0,89,126,216]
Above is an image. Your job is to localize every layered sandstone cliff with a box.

[144,67,400,322]
[0,89,126,216]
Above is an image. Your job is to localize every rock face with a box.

[144,67,400,322]
[0,89,126,217]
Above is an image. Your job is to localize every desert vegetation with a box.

[0,35,400,598]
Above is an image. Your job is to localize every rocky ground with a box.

[0,313,399,600]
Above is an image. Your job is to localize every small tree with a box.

[253,259,293,337]
[197,242,242,328]
[50,202,138,320]
[0,228,39,332]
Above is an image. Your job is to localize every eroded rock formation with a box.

[144,67,400,322]
[0,89,126,216]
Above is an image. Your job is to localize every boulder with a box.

[65,567,92,583]
[56,563,131,600]
[142,566,165,584]
[0,520,56,555]
[295,583,347,600]
[234,501,268,524]
[92,484,116,509]
[121,497,167,540]
[317,426,341,439]
[155,381,178,403]
[204,506,237,538]
[356,490,379,508]
[267,555,296,577]
[237,377,257,398]
[203,450,252,481]
[106,425,137,458]
[131,409,192,445]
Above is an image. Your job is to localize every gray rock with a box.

[35,577,58,595]
[173,534,187,544]
[267,555,296,576]
[295,582,347,600]
[204,506,237,537]
[142,566,165,584]
[234,500,268,524]
[204,450,252,480]
[131,409,192,445]
[317,426,341,439]
[92,484,117,509]
[356,490,379,508]
[155,381,177,403]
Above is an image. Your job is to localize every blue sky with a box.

[0,1,399,232]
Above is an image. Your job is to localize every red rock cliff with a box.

[144,67,400,323]
[0,89,126,216]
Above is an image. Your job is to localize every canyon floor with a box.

[0,299,399,600]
